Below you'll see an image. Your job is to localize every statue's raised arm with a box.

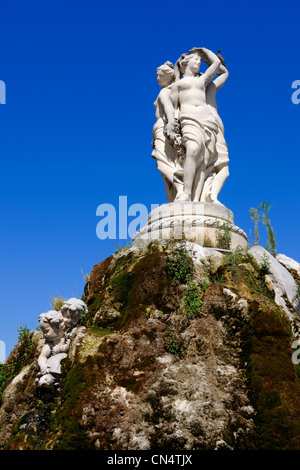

[189,47,221,86]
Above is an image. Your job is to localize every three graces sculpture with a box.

[152,47,229,204]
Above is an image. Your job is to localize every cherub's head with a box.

[156,61,175,88]
[39,310,64,342]
[60,298,88,331]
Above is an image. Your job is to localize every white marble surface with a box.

[152,47,229,204]
[134,201,247,250]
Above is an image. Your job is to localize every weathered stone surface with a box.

[249,245,300,319]
[277,253,300,278]
[1,242,300,450]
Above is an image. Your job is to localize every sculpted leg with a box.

[176,141,202,201]
[192,143,210,202]
[209,164,229,203]
[192,163,206,202]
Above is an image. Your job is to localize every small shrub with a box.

[223,247,245,266]
[258,201,277,257]
[260,253,271,275]
[169,335,180,355]
[215,220,232,250]
[17,325,31,342]
[50,295,66,311]
[166,243,193,284]
[183,281,203,318]
[79,310,88,326]
[249,207,261,245]
[213,273,224,285]
[200,275,210,291]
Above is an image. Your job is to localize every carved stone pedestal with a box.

[133,202,247,250]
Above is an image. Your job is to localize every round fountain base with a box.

[133,202,248,250]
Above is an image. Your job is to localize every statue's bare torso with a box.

[173,76,207,112]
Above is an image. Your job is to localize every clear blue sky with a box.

[1,0,300,357]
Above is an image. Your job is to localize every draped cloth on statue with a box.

[151,117,183,202]
[207,108,229,169]
[179,104,219,201]
[201,108,229,202]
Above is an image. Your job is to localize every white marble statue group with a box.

[152,47,229,204]
[37,298,87,387]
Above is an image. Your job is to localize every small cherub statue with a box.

[37,298,88,388]
[37,310,67,387]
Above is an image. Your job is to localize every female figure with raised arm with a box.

[166,47,221,202]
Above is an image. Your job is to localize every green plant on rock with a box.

[50,295,66,311]
[169,335,180,355]
[258,201,277,257]
[166,243,193,284]
[223,246,245,266]
[183,281,203,318]
[113,240,133,254]
[81,270,90,298]
[260,253,271,275]
[146,307,151,318]
[17,325,31,342]
[215,220,232,250]
[157,311,164,320]
[200,275,210,291]
[81,270,90,284]
[249,207,261,246]
[240,301,300,449]
[0,360,18,401]
[79,310,88,326]
[213,273,224,285]
[0,363,6,403]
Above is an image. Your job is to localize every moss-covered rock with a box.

[1,242,300,450]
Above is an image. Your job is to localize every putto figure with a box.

[37,298,88,388]
[152,47,229,204]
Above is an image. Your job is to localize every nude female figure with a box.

[165,48,221,202]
